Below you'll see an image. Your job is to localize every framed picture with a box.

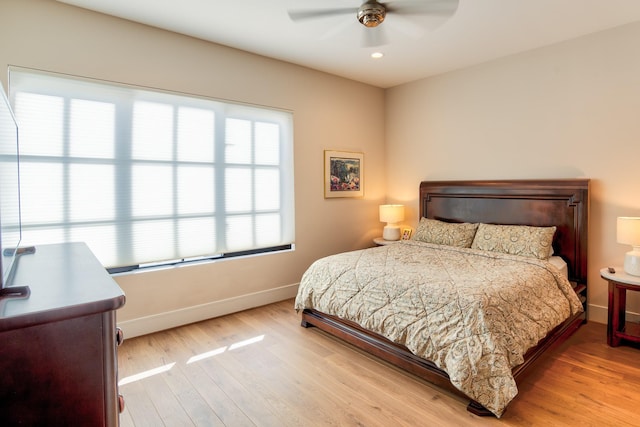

[401,228,412,240]
[324,150,364,198]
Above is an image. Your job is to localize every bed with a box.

[295,179,589,417]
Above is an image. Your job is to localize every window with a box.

[9,68,295,271]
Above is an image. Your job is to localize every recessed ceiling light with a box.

[371,52,384,59]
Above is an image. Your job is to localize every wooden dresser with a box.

[0,242,126,426]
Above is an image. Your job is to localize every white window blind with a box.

[9,68,295,270]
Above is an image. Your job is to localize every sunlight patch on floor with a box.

[186,346,227,364]
[229,334,264,350]
[118,362,175,386]
[119,334,266,385]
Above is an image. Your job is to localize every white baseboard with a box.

[117,283,299,339]
[588,303,640,325]
[588,304,607,324]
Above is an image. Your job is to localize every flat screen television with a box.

[0,82,30,298]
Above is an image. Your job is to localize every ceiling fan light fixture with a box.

[357,1,386,28]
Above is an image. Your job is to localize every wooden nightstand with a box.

[601,267,640,347]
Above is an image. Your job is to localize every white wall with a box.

[5,0,637,332]
[0,0,387,337]
[385,22,640,323]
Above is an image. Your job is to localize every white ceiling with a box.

[57,0,640,88]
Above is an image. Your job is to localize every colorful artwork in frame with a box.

[324,150,364,198]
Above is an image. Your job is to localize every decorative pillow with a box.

[412,218,479,248]
[471,223,556,260]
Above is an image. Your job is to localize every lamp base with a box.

[624,250,640,276]
[383,225,401,241]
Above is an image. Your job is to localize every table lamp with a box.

[617,216,640,276]
[379,204,404,241]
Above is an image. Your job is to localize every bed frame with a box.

[300,179,589,416]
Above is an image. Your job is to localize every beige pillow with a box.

[412,218,479,248]
[471,223,556,260]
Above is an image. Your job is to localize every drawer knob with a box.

[116,327,124,346]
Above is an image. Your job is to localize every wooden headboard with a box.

[419,179,590,287]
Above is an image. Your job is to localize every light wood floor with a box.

[117,299,640,426]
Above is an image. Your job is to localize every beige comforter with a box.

[294,240,583,417]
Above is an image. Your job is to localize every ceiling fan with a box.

[288,0,460,46]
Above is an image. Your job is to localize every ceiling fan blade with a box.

[362,26,389,48]
[288,7,357,22]
[319,17,354,41]
[385,0,459,16]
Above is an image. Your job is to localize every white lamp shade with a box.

[379,204,404,224]
[379,204,404,241]
[617,217,640,245]
[617,217,640,276]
